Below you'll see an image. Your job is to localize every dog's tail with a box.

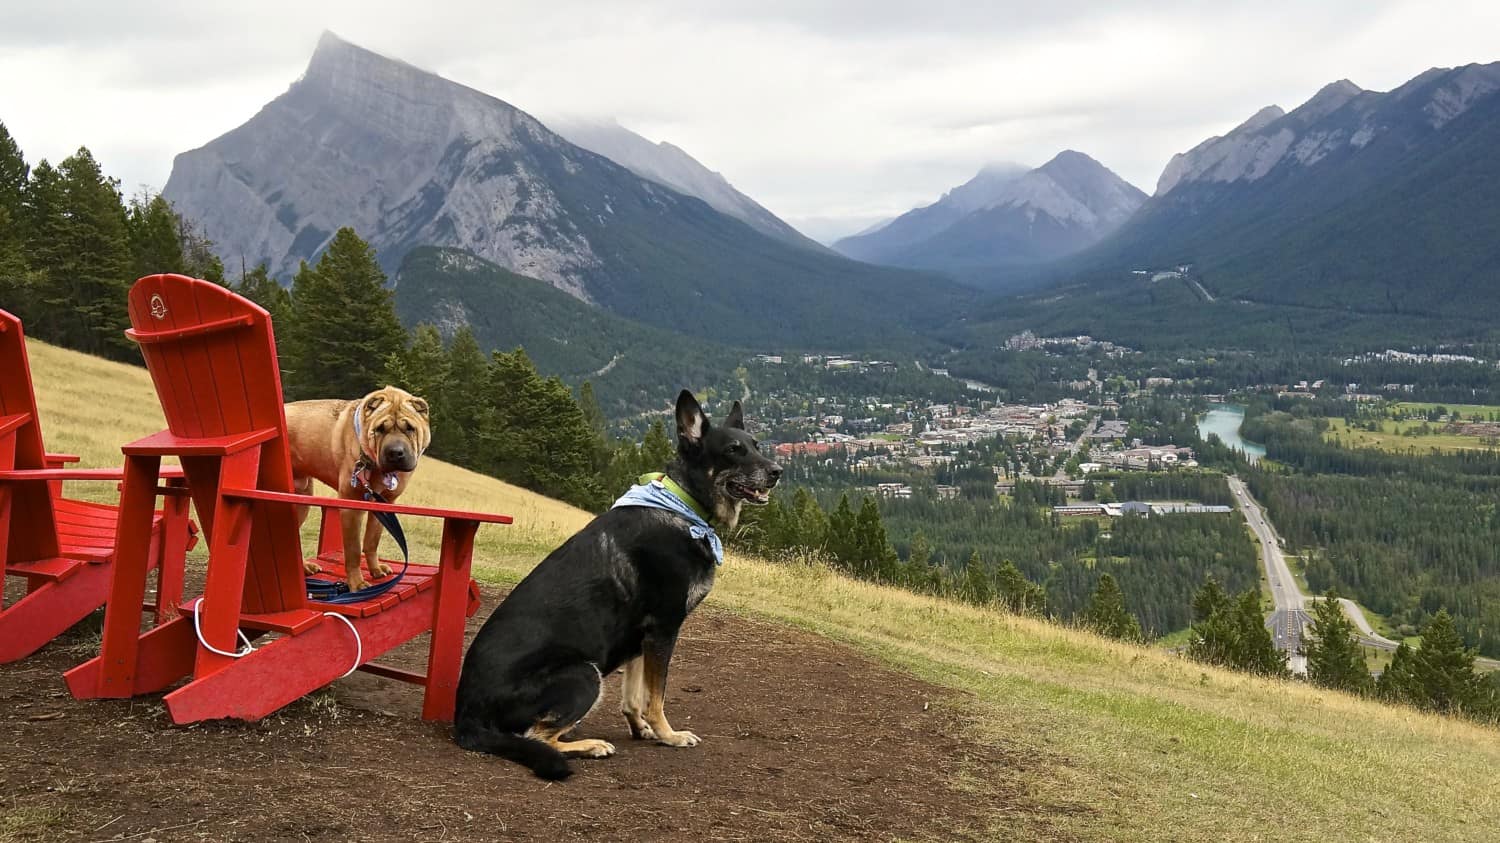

[455,723,572,780]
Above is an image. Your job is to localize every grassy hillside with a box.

[26,339,1500,841]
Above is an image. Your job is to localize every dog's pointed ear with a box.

[365,394,387,414]
[676,389,709,448]
[411,397,430,417]
[725,400,745,431]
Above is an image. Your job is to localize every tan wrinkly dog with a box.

[285,386,432,591]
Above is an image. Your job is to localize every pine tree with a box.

[125,193,184,279]
[177,214,225,285]
[0,122,31,318]
[904,530,932,587]
[282,228,407,399]
[384,324,449,404]
[383,323,450,453]
[234,262,292,327]
[640,419,674,469]
[1188,578,1243,669]
[789,487,828,554]
[996,560,1047,616]
[479,348,602,509]
[1231,590,1289,678]
[1302,591,1372,694]
[961,551,993,604]
[443,327,489,467]
[26,149,133,358]
[853,495,899,582]
[1377,642,1424,707]
[0,122,26,223]
[1192,576,1232,623]
[826,494,857,570]
[1406,610,1485,715]
[577,381,613,478]
[1085,573,1142,641]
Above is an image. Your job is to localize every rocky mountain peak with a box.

[833,151,1143,270]
[1235,105,1287,135]
[1292,79,1364,122]
[544,115,823,250]
[939,161,1029,214]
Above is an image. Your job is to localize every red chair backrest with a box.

[127,276,305,613]
[0,309,60,560]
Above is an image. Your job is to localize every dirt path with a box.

[1,584,1026,842]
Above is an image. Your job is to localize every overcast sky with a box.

[4,0,1498,241]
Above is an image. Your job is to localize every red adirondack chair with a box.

[0,309,195,663]
[66,274,510,724]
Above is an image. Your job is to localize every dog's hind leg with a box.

[620,656,656,740]
[294,476,321,574]
[527,662,615,758]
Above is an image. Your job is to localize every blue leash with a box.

[305,486,410,604]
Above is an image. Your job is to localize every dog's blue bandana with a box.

[612,473,723,565]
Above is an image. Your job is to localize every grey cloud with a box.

[3,0,1496,231]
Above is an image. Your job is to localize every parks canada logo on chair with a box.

[149,294,168,320]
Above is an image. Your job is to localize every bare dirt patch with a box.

[1,582,1031,842]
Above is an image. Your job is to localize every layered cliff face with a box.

[834,152,1146,271]
[545,116,825,252]
[165,31,602,295]
[1153,65,1500,198]
[163,32,967,348]
[1069,61,1500,318]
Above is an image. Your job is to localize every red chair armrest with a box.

[122,428,278,457]
[0,468,133,482]
[44,453,82,467]
[221,488,514,524]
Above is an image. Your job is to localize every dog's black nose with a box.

[383,442,408,464]
[769,463,784,483]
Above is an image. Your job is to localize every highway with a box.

[1226,476,1309,673]
[1227,475,1500,673]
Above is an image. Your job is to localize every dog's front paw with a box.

[575,739,616,759]
[303,560,322,575]
[624,714,656,741]
[346,575,369,593]
[656,729,700,748]
[367,557,393,579]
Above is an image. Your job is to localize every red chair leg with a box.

[153,491,192,626]
[66,615,196,698]
[91,455,163,697]
[422,518,478,722]
[0,561,112,664]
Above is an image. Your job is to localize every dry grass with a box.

[1324,416,1497,453]
[25,338,1500,841]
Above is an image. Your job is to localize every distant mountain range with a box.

[544,116,825,252]
[162,32,965,350]
[1074,62,1500,318]
[834,152,1146,276]
[160,33,1500,357]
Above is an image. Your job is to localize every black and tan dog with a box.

[285,386,431,591]
[454,390,781,779]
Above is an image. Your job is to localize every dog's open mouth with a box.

[727,479,772,505]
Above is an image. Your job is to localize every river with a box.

[1197,404,1265,463]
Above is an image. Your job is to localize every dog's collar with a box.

[637,472,713,524]
[614,473,723,565]
[351,398,380,464]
